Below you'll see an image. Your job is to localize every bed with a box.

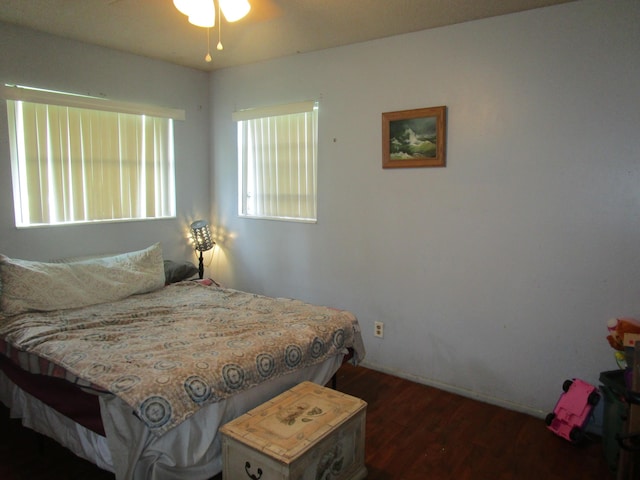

[0,244,365,479]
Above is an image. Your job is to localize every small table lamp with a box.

[190,220,215,279]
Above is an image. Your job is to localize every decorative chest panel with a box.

[220,381,367,480]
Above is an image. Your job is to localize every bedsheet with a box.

[0,282,365,436]
[1,355,345,479]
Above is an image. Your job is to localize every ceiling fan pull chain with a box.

[205,27,212,62]
[217,1,224,51]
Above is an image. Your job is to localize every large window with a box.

[3,85,183,227]
[235,101,318,222]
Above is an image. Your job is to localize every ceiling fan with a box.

[173,0,251,61]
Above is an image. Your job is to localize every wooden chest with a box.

[220,381,367,480]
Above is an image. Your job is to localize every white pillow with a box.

[0,243,165,316]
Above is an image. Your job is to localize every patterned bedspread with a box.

[0,282,365,436]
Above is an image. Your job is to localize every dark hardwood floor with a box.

[0,364,614,479]
[336,364,614,480]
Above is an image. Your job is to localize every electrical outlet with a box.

[374,321,384,338]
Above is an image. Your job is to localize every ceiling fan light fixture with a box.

[173,0,191,16]
[173,0,215,28]
[219,0,251,22]
[190,0,216,28]
[173,0,250,63]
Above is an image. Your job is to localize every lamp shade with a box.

[190,220,214,251]
[174,0,215,28]
[173,0,192,15]
[219,0,251,22]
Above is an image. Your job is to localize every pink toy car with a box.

[545,378,600,443]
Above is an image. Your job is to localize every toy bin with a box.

[599,370,629,473]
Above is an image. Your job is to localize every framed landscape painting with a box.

[382,106,447,169]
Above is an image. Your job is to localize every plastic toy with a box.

[545,378,600,443]
[606,317,640,352]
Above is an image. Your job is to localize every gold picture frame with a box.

[382,106,447,169]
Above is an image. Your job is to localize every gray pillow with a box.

[164,260,199,284]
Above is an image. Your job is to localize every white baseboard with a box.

[360,360,547,419]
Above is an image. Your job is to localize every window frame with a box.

[3,84,184,228]
[234,101,319,223]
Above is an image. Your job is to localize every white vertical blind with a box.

[236,101,318,222]
[6,99,177,227]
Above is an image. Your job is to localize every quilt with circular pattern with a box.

[0,282,365,436]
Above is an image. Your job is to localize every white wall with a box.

[0,23,210,263]
[210,0,640,416]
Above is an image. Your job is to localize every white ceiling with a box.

[0,0,575,72]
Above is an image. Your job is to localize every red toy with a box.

[545,378,600,443]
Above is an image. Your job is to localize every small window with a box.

[3,85,183,227]
[234,101,318,222]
